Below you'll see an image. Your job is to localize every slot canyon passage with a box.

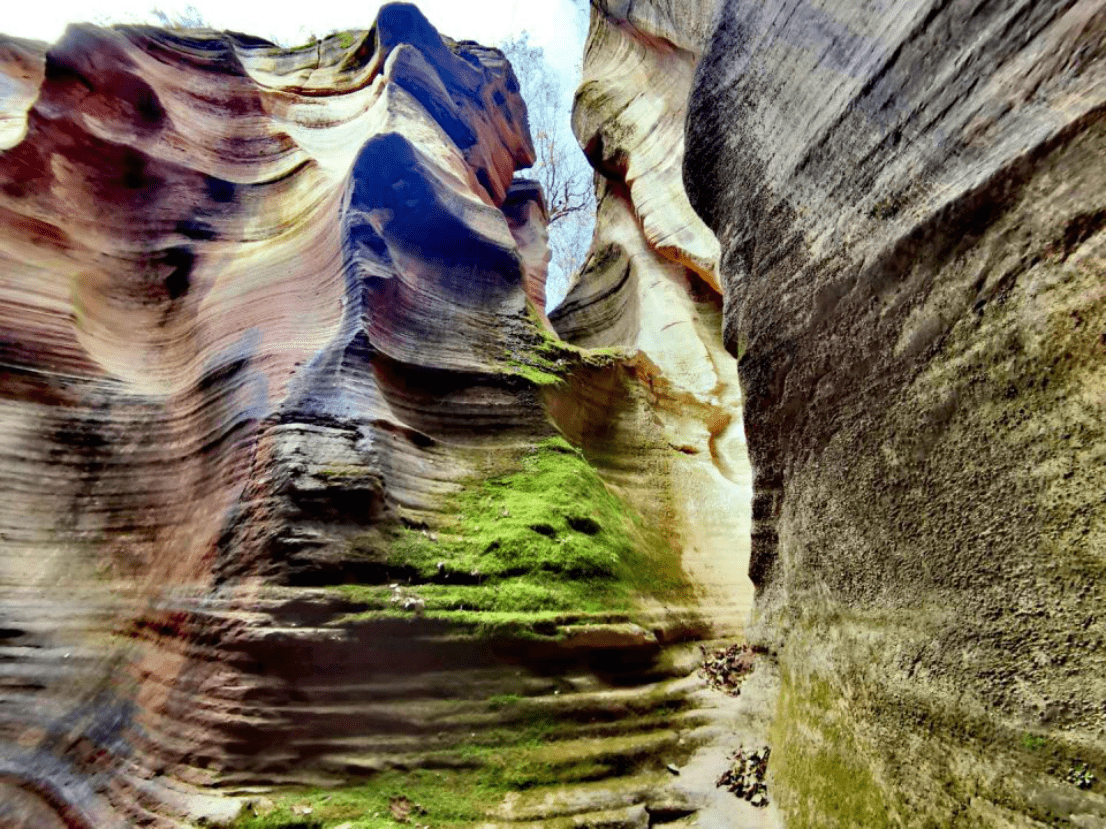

[0,0,1104,826]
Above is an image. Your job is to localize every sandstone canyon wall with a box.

[564,0,1106,825]
[2,0,1104,826]
[615,0,1103,824]
[551,0,754,643]
[0,6,759,826]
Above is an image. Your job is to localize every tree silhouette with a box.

[500,32,595,308]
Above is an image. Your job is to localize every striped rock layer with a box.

[0,3,762,826]
[563,0,1106,826]
[7,0,1099,825]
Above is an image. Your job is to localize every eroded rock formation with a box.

[674,0,1104,824]
[0,4,761,827]
[7,0,1099,824]
[566,0,1106,825]
[553,0,753,638]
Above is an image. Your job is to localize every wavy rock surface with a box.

[547,6,772,822]
[12,0,1098,824]
[553,0,754,638]
[0,5,757,826]
[674,0,1106,825]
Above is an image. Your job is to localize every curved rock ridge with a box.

[545,5,767,822]
[553,0,753,641]
[1,8,534,395]
[0,37,45,151]
[572,0,721,290]
[677,0,1106,825]
[0,4,541,589]
[0,5,748,826]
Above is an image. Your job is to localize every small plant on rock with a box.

[1066,762,1097,790]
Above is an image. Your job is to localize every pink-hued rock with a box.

[0,5,741,826]
[0,6,556,823]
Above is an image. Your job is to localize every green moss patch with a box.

[228,702,686,828]
[502,334,577,386]
[769,671,897,828]
[230,768,496,829]
[229,753,611,828]
[500,305,630,386]
[338,436,690,636]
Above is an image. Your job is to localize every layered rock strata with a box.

[0,3,762,827]
[564,0,1106,824]
[552,0,754,639]
[546,3,773,823]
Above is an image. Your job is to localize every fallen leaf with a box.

[390,796,412,822]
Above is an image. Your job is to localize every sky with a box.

[2,1,589,84]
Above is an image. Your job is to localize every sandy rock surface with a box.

[0,3,762,826]
[681,0,1106,824]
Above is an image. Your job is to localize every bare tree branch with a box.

[500,32,596,307]
[149,5,209,29]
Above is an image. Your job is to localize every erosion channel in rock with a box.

[0,3,763,828]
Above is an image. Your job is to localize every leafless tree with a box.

[499,33,595,308]
[149,5,209,29]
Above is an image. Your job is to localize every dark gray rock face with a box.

[684,0,1106,824]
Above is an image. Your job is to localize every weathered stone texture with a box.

[0,5,565,823]
[680,0,1106,824]
[0,4,757,825]
[7,0,1100,823]
[554,0,754,634]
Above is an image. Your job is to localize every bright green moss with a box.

[503,358,565,386]
[230,768,498,829]
[500,304,629,386]
[228,706,659,828]
[1022,734,1048,751]
[501,339,575,386]
[339,436,690,635]
[487,693,524,709]
[228,754,613,828]
[230,726,689,829]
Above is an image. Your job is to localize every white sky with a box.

[2,0,588,84]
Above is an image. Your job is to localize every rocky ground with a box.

[182,638,781,829]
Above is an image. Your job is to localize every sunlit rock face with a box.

[552,0,753,636]
[0,6,728,825]
[676,0,1106,825]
